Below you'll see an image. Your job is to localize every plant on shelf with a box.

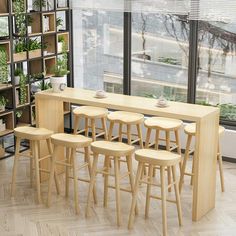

[27,15,34,34]
[29,72,44,82]
[33,0,52,11]
[57,35,65,52]
[0,48,9,84]
[14,67,23,85]
[13,0,26,37]
[50,44,69,92]
[56,17,63,31]
[15,110,23,124]
[27,38,42,51]
[0,96,8,112]
[19,74,27,105]
[14,40,27,61]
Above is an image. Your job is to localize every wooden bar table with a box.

[35,87,220,221]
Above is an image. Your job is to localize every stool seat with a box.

[73,106,108,118]
[144,117,183,130]
[184,123,225,136]
[135,149,181,166]
[107,111,144,124]
[91,141,134,156]
[51,133,92,148]
[14,127,53,140]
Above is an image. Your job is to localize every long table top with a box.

[35,87,219,122]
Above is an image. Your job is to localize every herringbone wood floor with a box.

[0,153,236,236]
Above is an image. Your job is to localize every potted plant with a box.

[0,96,8,112]
[14,67,23,85]
[15,110,23,124]
[50,44,69,92]
[0,48,9,85]
[27,15,33,34]
[56,17,63,31]
[14,40,27,62]
[57,35,65,53]
[27,38,42,59]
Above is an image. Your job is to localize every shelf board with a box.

[0,84,12,90]
[28,33,42,37]
[0,13,9,16]
[0,129,14,137]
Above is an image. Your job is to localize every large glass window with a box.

[73,9,123,93]
[197,21,236,121]
[131,13,189,102]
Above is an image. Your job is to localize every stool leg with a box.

[73,116,79,134]
[114,157,122,226]
[190,153,195,186]
[65,147,71,198]
[155,129,159,150]
[128,162,143,230]
[145,164,154,218]
[72,148,79,214]
[172,165,182,226]
[85,146,97,204]
[126,155,138,215]
[166,131,172,192]
[179,135,192,193]
[137,124,143,148]
[103,155,110,207]
[29,140,34,188]
[127,124,131,145]
[145,128,151,148]
[85,118,89,137]
[218,143,225,192]
[101,117,108,140]
[11,137,21,197]
[47,144,58,207]
[47,139,60,195]
[91,119,96,141]
[86,153,98,217]
[108,121,114,141]
[34,141,42,204]
[160,166,167,236]
[119,123,123,142]
[175,130,182,173]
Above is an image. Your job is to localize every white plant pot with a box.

[0,105,5,112]
[50,76,67,93]
[28,26,32,34]
[15,76,20,85]
[58,42,63,53]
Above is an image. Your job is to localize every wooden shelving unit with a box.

[0,0,72,158]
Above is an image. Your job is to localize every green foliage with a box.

[19,74,27,105]
[27,15,34,25]
[13,0,26,37]
[53,43,69,77]
[27,38,42,51]
[219,103,236,121]
[58,35,65,43]
[30,73,44,82]
[0,96,8,107]
[33,0,47,11]
[15,40,27,53]
[56,17,63,27]
[39,81,52,90]
[0,48,9,83]
[14,67,23,77]
[16,110,22,118]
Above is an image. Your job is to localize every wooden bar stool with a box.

[47,133,96,214]
[179,123,225,192]
[144,117,183,191]
[73,106,108,141]
[11,126,60,204]
[128,149,182,236]
[86,140,136,226]
[107,111,144,148]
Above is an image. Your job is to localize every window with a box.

[131,13,189,102]
[73,9,123,93]
[197,21,236,122]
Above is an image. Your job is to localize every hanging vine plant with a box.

[19,74,27,105]
[0,48,9,84]
[13,0,26,37]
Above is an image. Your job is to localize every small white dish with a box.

[156,96,169,107]
[156,102,169,108]
[94,90,107,98]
